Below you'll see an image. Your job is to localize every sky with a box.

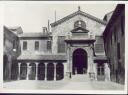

[3,2,117,33]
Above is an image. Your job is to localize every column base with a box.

[35,77,38,80]
[66,72,72,79]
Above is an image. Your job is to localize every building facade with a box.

[3,26,21,81]
[4,7,113,82]
[103,4,125,84]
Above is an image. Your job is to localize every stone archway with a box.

[38,63,45,80]
[72,48,87,74]
[20,63,27,80]
[29,63,36,80]
[56,63,64,80]
[47,63,54,80]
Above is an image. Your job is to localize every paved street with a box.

[3,75,124,90]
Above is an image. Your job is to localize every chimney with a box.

[42,27,48,35]
[48,20,50,32]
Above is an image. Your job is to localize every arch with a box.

[29,63,36,80]
[56,63,64,80]
[20,63,27,80]
[72,48,88,74]
[38,63,45,80]
[47,63,54,80]
[74,20,86,29]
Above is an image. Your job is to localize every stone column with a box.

[67,44,70,73]
[44,62,48,81]
[54,62,56,81]
[26,62,30,80]
[105,63,110,81]
[75,67,77,74]
[93,63,97,80]
[18,62,21,80]
[35,62,39,80]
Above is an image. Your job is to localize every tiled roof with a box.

[19,32,50,38]
[51,10,107,27]
[17,54,67,61]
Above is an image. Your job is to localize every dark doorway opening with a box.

[20,63,27,80]
[29,63,36,80]
[73,48,87,74]
[47,63,54,80]
[38,63,45,80]
[56,63,64,80]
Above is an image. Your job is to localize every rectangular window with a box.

[58,36,66,53]
[121,15,124,36]
[47,40,51,50]
[35,41,39,50]
[23,41,27,50]
[117,43,120,59]
[13,40,16,49]
[111,34,112,45]
[114,28,116,42]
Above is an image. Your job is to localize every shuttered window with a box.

[47,40,52,51]
[23,41,27,50]
[35,41,39,50]
[58,36,66,53]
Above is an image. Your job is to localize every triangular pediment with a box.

[51,10,107,27]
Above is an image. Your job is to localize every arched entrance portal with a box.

[73,48,87,74]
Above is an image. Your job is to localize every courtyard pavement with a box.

[3,75,124,90]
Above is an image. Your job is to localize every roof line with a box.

[50,10,107,27]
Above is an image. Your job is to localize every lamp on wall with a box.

[13,48,16,52]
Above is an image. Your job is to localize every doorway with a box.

[73,48,87,74]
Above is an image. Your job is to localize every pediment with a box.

[51,10,107,27]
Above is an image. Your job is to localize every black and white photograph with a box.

[0,1,127,94]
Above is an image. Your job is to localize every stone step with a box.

[71,74,90,82]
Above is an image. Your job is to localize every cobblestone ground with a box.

[3,75,124,90]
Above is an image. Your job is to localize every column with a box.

[35,62,39,80]
[94,63,97,80]
[26,62,30,80]
[105,63,110,81]
[54,62,56,81]
[62,62,65,79]
[44,62,48,81]
[67,44,71,78]
[18,62,21,80]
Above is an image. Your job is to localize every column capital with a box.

[35,62,39,65]
[44,62,48,65]
[53,62,57,65]
[27,62,30,66]
[18,62,21,66]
